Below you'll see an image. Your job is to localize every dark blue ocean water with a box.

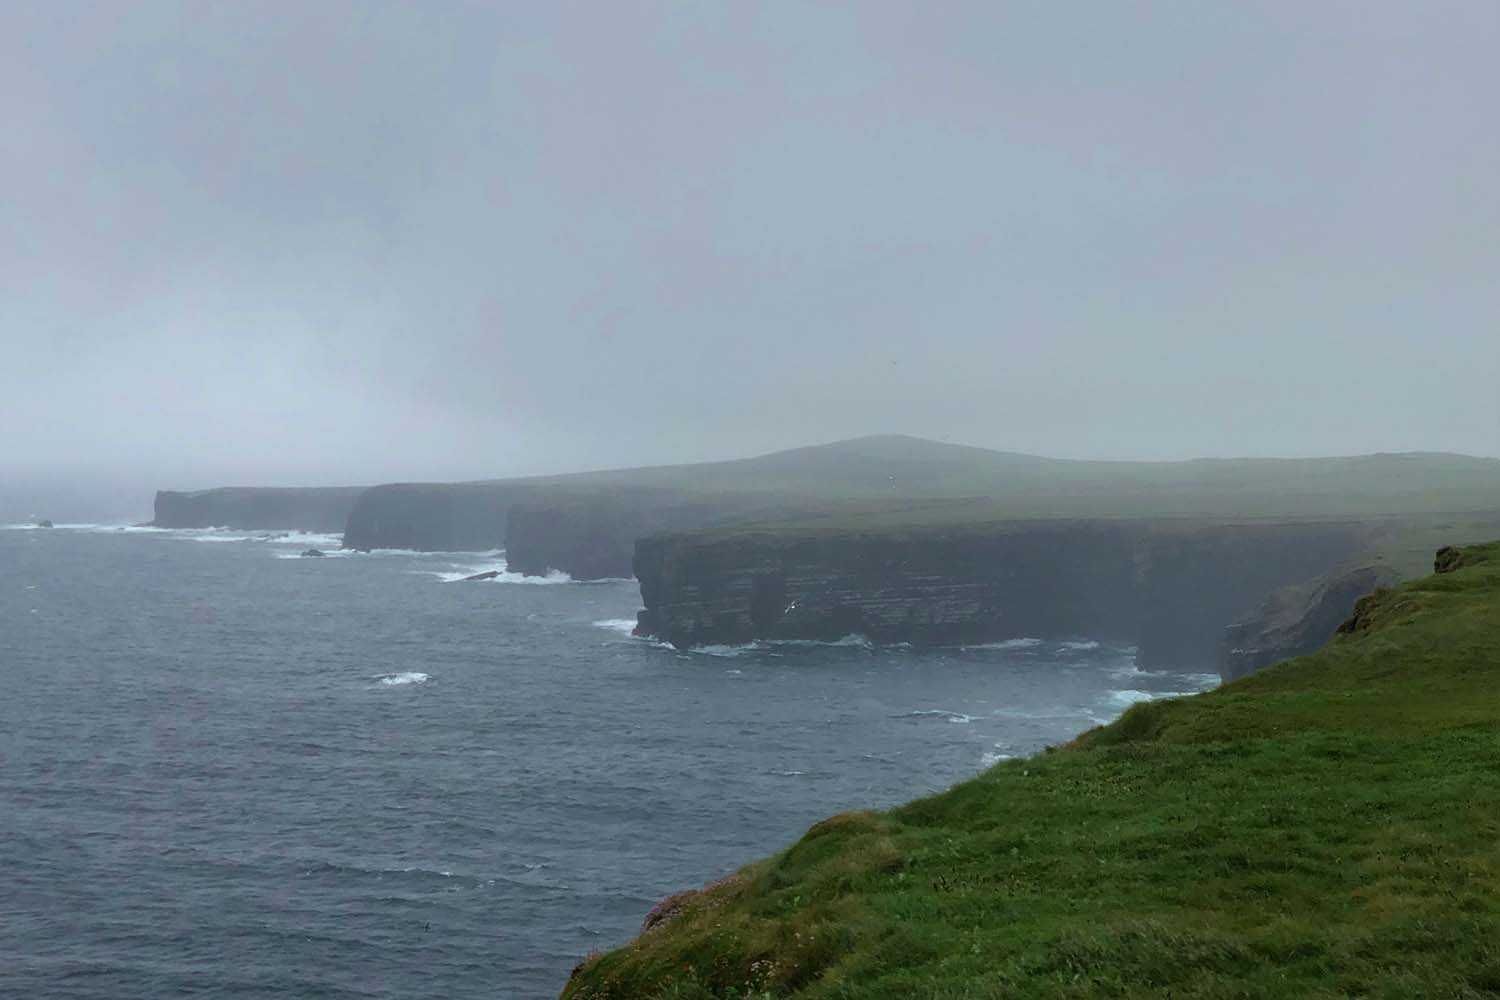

[0,525,1217,999]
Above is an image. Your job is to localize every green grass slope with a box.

[428,435,1500,520]
[564,544,1500,999]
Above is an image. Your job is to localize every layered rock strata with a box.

[633,521,1370,671]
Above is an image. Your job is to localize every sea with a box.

[0,524,1219,999]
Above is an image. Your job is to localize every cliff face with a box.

[341,483,518,552]
[342,482,697,575]
[502,495,823,580]
[1222,563,1398,681]
[504,502,652,579]
[633,521,1369,671]
[151,487,366,532]
[343,480,823,578]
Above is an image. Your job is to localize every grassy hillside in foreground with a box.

[564,544,1500,999]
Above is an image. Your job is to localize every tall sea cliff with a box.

[633,520,1371,671]
[151,487,366,532]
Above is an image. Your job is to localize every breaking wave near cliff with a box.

[423,557,573,584]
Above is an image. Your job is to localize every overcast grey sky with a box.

[4,0,1498,492]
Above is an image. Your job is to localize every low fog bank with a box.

[0,481,159,526]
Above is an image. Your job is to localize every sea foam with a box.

[424,558,573,584]
[894,709,975,724]
[961,637,1042,651]
[377,672,430,686]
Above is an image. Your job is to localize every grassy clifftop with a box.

[564,544,1500,999]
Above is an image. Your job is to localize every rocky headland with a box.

[340,482,774,577]
[150,487,367,532]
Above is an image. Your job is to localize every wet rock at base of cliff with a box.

[461,570,500,581]
[301,548,326,558]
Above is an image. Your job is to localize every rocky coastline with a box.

[632,519,1373,673]
[150,487,366,532]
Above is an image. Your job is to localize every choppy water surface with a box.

[0,525,1217,998]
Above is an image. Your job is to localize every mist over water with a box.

[0,526,1214,998]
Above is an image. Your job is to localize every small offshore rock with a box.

[461,570,501,581]
[34,519,54,528]
[301,548,326,558]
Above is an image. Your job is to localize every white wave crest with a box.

[113,527,347,546]
[1129,668,1220,687]
[895,709,975,724]
[686,633,876,657]
[691,643,762,658]
[424,560,573,584]
[592,618,639,635]
[1060,640,1102,651]
[378,672,430,686]
[775,633,875,650]
[980,750,1016,767]
[961,637,1042,651]
[319,546,461,558]
[1107,683,1212,709]
[268,531,344,547]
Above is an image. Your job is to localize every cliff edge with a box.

[565,543,1500,997]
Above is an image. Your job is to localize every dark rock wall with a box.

[634,521,1370,671]
[1132,525,1370,670]
[636,523,1143,647]
[152,487,366,532]
[344,481,819,578]
[1222,563,1398,681]
[342,483,517,552]
[504,502,653,579]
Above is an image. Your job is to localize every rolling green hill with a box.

[648,435,1500,528]
[343,434,1500,567]
[564,543,1500,999]
[559,434,1500,515]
